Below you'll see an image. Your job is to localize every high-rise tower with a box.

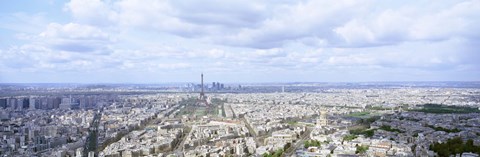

[200,73,205,100]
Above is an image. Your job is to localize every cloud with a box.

[61,0,480,49]
[170,0,267,28]
[39,23,113,53]
[218,0,365,48]
[40,23,110,40]
[157,63,190,70]
[0,44,112,73]
[334,0,480,47]
[1,0,479,82]
[64,0,117,26]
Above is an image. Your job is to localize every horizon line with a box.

[1,81,480,85]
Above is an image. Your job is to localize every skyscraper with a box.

[0,99,6,109]
[29,98,36,110]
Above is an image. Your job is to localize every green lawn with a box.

[411,104,480,114]
[194,107,206,116]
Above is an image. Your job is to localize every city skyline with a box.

[1,0,480,83]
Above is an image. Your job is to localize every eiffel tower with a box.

[200,73,205,99]
[197,73,208,106]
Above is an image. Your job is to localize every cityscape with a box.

[1,0,480,157]
[1,78,479,157]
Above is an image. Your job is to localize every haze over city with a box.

[1,0,479,83]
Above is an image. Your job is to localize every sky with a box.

[0,0,479,83]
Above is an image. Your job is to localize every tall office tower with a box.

[47,98,54,109]
[0,98,6,109]
[35,99,41,110]
[22,98,29,109]
[60,97,72,109]
[212,82,216,89]
[53,97,61,109]
[29,98,36,110]
[16,98,23,111]
[38,97,46,109]
[9,98,17,110]
[79,97,86,109]
[200,73,205,100]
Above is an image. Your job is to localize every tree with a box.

[284,142,291,150]
[355,145,369,154]
[273,149,283,157]
[343,134,358,142]
[430,137,480,156]
[304,140,322,148]
[304,140,310,148]
[262,152,272,157]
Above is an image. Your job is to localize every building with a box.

[29,98,36,110]
[0,98,6,109]
[316,109,328,128]
[59,97,72,109]
[200,73,205,100]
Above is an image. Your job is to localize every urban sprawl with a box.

[0,82,480,157]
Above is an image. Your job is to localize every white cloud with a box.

[157,63,190,70]
[40,23,110,40]
[61,0,480,49]
[64,0,117,26]
[114,0,196,34]
[409,0,480,40]
[38,23,113,53]
[334,20,376,46]
[1,0,479,82]
[334,0,480,47]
